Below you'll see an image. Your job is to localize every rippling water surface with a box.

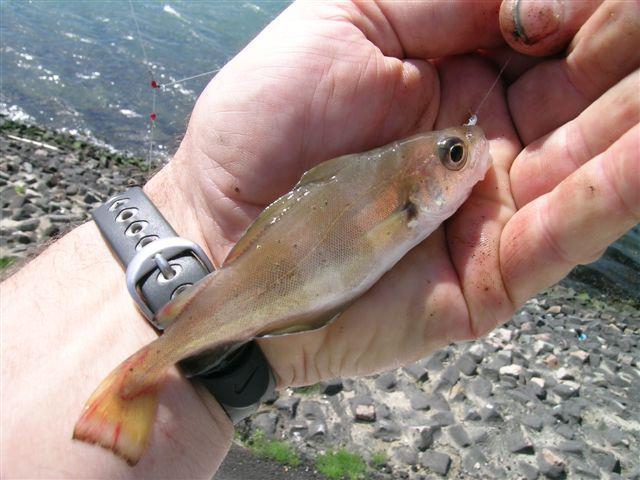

[1,0,637,301]
[1,0,289,155]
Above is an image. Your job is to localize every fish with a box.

[72,124,491,464]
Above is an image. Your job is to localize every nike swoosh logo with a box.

[234,367,259,395]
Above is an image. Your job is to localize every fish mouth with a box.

[462,125,489,169]
[472,137,492,181]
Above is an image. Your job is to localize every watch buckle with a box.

[125,237,214,325]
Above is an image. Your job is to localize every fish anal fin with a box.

[258,312,341,338]
[179,343,244,377]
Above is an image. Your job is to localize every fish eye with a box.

[438,136,467,171]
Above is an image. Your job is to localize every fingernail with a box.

[513,0,561,44]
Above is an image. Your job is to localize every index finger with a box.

[501,125,640,306]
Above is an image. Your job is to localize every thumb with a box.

[499,0,600,56]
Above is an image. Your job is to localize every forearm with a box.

[0,160,233,478]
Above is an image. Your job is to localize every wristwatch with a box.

[91,186,275,423]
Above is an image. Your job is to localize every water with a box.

[1,0,290,156]
[1,1,638,302]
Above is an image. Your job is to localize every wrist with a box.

[1,196,232,478]
[150,134,268,268]
[143,154,214,265]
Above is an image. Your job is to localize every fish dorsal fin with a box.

[294,154,352,188]
[221,194,294,266]
[223,155,353,266]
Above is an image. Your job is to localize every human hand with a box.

[498,0,640,308]
[151,0,639,388]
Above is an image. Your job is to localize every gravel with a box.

[243,282,639,479]
[0,118,149,274]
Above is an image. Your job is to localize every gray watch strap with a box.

[91,187,212,325]
[92,186,275,423]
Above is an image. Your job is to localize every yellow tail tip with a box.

[72,358,161,465]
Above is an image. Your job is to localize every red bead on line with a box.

[150,80,159,89]
[150,113,157,121]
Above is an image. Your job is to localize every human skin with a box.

[1,0,638,478]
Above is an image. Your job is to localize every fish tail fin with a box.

[72,343,167,465]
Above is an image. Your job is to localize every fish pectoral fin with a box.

[365,201,416,246]
[258,312,341,338]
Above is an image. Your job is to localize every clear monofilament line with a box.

[160,68,222,89]
[127,4,222,165]
[128,0,157,165]
[128,0,153,80]
[470,53,514,123]
[148,88,156,168]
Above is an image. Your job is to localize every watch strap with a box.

[91,187,211,324]
[197,342,276,424]
[91,186,275,422]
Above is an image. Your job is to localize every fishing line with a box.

[128,1,223,166]
[467,53,514,126]
[128,0,158,166]
[148,87,157,169]
[160,68,221,90]
[128,0,153,80]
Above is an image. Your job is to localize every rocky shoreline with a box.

[2,118,639,479]
[241,286,639,479]
[0,117,152,276]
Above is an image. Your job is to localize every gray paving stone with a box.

[421,451,451,476]
[446,424,471,448]
[537,449,565,479]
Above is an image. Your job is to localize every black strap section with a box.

[196,342,276,424]
[91,186,275,423]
